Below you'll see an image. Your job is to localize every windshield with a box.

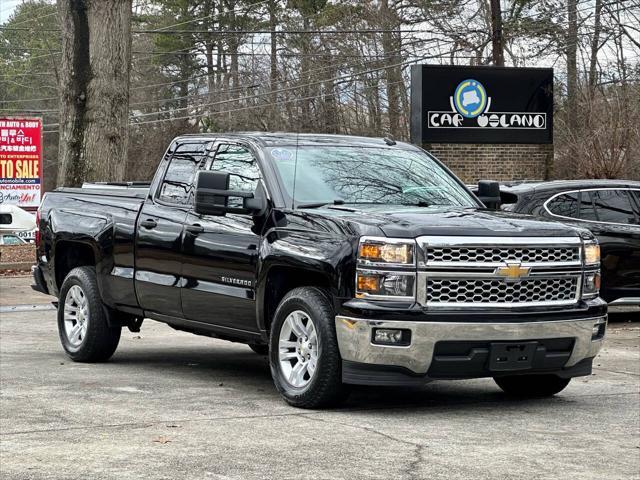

[268,146,478,208]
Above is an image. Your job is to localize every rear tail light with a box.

[35,207,41,248]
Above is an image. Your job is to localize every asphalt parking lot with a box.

[1,276,639,480]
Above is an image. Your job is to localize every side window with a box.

[592,189,635,224]
[158,143,208,205]
[210,144,261,209]
[546,192,579,218]
[578,191,598,221]
[630,191,640,222]
[0,214,12,225]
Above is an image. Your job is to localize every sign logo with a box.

[427,81,546,131]
[495,263,531,283]
[453,79,488,118]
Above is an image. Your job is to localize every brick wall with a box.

[424,143,553,184]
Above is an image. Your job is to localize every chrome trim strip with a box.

[543,188,640,227]
[609,297,640,306]
[335,315,607,375]
[417,236,582,247]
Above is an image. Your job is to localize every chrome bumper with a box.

[335,315,606,375]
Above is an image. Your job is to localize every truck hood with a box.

[316,205,583,238]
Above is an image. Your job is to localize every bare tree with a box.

[57,0,132,187]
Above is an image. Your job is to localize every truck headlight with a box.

[583,241,600,266]
[582,270,601,297]
[356,271,415,298]
[358,238,415,265]
[356,237,417,300]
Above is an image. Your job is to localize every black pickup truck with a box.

[33,133,607,408]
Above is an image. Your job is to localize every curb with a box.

[0,262,34,272]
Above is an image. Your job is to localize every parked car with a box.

[33,133,607,408]
[0,233,28,245]
[492,180,640,308]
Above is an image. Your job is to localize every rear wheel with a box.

[494,374,571,397]
[57,266,121,362]
[269,287,348,408]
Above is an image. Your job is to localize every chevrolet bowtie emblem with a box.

[495,263,531,282]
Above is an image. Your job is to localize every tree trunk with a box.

[269,0,278,129]
[380,0,402,138]
[490,0,504,66]
[588,0,602,90]
[566,0,578,134]
[57,0,131,187]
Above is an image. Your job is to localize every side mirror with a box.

[194,170,267,216]
[477,180,502,209]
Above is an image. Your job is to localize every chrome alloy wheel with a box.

[63,285,89,347]
[278,310,319,388]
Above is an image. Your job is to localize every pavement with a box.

[1,276,639,480]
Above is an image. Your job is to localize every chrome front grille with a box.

[426,246,580,264]
[426,277,579,305]
[417,236,583,308]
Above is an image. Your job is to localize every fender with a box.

[48,208,114,302]
[255,226,358,332]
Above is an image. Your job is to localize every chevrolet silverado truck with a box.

[33,133,607,408]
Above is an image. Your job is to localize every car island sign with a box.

[410,65,553,144]
[0,117,43,208]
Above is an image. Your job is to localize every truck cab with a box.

[33,133,607,408]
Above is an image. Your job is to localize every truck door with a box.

[181,142,262,333]
[135,142,209,317]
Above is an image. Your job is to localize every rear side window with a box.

[578,191,598,221]
[0,213,12,225]
[158,143,209,205]
[546,192,579,218]
[592,189,636,224]
[209,144,261,209]
[631,191,640,219]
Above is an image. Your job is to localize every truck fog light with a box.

[592,317,606,340]
[372,328,411,346]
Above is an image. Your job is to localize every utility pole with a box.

[57,0,132,187]
[490,0,504,66]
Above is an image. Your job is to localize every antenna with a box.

[291,132,300,208]
[383,135,396,146]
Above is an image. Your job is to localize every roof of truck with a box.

[175,132,420,150]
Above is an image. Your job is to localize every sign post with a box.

[410,65,553,145]
[0,117,43,210]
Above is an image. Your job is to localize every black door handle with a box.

[186,224,204,234]
[140,219,158,229]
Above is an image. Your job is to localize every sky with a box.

[0,0,20,23]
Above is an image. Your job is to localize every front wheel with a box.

[269,287,348,408]
[494,374,571,397]
[57,266,121,362]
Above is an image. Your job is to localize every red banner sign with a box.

[0,117,43,208]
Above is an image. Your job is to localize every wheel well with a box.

[54,241,96,289]
[263,267,331,332]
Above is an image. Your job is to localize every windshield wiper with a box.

[297,199,345,209]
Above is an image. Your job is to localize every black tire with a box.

[249,343,269,355]
[494,374,571,397]
[57,266,121,362]
[269,287,348,408]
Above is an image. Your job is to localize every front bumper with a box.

[335,314,606,386]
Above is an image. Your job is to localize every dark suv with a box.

[496,180,640,308]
